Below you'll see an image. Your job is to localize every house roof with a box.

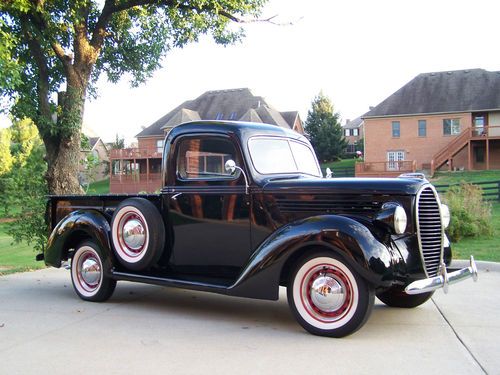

[136,88,302,137]
[88,137,100,149]
[363,69,500,118]
[343,117,363,129]
[81,136,107,152]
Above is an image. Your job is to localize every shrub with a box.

[6,144,48,254]
[443,183,493,242]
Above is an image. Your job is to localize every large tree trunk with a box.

[44,81,87,195]
[44,132,83,195]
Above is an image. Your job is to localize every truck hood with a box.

[261,177,426,196]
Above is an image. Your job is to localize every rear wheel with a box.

[111,198,165,271]
[287,251,374,338]
[377,287,434,308]
[71,241,116,302]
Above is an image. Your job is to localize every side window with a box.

[392,121,400,137]
[176,136,238,180]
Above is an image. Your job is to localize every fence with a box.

[330,167,355,177]
[434,180,500,201]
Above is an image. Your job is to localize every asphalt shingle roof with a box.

[363,69,500,118]
[343,117,363,129]
[136,88,300,137]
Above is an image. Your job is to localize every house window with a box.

[353,128,359,137]
[387,150,405,171]
[392,121,400,138]
[418,120,427,137]
[345,144,356,153]
[156,139,164,153]
[443,119,460,135]
[344,129,351,137]
[215,112,224,120]
[229,112,237,120]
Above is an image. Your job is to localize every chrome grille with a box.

[416,186,443,276]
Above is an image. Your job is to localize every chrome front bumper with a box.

[405,256,478,295]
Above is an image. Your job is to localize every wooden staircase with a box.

[431,128,473,176]
[430,125,500,176]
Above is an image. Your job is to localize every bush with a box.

[443,183,493,242]
[6,144,48,254]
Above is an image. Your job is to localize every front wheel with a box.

[287,251,374,338]
[376,288,434,308]
[71,241,116,302]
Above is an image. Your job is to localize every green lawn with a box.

[0,222,44,275]
[87,178,110,194]
[431,170,500,185]
[321,158,357,176]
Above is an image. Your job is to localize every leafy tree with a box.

[9,117,41,166]
[7,142,48,254]
[0,0,266,194]
[0,127,13,175]
[111,134,125,149]
[305,92,347,163]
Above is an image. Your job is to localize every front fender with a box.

[229,215,396,300]
[45,210,113,269]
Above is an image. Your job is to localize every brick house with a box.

[342,117,364,155]
[357,69,500,177]
[110,88,304,193]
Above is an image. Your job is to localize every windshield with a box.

[248,137,321,177]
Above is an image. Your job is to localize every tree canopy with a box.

[0,0,266,194]
[304,92,347,163]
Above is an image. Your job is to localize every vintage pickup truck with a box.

[41,121,478,337]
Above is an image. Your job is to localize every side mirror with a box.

[224,159,249,194]
[325,167,333,179]
[225,159,236,174]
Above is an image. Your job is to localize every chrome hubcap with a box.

[310,274,346,312]
[80,257,101,287]
[122,218,146,250]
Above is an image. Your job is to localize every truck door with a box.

[166,134,251,278]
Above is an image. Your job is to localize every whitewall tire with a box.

[111,198,165,271]
[287,251,374,337]
[71,241,116,302]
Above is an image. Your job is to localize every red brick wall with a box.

[364,113,472,169]
[137,136,164,151]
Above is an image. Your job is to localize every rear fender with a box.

[229,215,395,300]
[45,210,113,272]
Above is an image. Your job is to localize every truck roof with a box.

[166,120,307,143]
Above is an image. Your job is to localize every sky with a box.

[2,0,500,144]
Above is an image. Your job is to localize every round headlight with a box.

[441,204,450,229]
[394,205,407,234]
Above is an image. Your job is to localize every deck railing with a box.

[109,173,162,193]
[355,160,416,177]
[110,148,162,159]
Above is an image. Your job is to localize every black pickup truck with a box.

[42,121,477,337]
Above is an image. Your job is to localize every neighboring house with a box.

[110,88,304,193]
[358,69,500,177]
[79,136,109,182]
[342,117,364,155]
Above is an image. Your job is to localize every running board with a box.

[111,270,232,294]
[111,270,277,301]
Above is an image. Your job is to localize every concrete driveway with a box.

[0,261,498,375]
